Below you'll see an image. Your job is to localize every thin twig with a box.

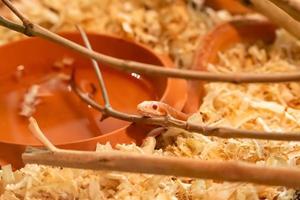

[6,0,300,188]
[242,0,300,22]
[22,147,300,188]
[70,74,300,141]
[251,0,300,39]
[26,25,300,83]
[28,117,58,152]
[268,0,300,22]
[1,0,33,36]
[76,25,111,108]
[1,0,300,141]
[22,120,300,188]
[2,0,28,24]
[1,0,300,83]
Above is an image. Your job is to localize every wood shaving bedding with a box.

[1,1,299,200]
[0,139,289,200]
[19,84,41,117]
[186,29,300,199]
[0,0,260,68]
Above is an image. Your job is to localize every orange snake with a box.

[137,101,189,121]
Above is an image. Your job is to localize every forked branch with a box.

[250,0,300,39]
[1,0,33,36]
[75,25,111,108]
[1,0,300,83]
[72,82,300,141]
[15,6,300,188]
[22,117,300,188]
[67,27,300,142]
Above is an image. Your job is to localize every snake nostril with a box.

[152,104,158,110]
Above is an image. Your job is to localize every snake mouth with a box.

[136,110,153,118]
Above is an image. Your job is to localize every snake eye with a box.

[152,104,158,110]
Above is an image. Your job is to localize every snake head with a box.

[137,101,166,117]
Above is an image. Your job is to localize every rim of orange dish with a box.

[0,32,187,147]
[205,0,253,14]
[183,19,277,114]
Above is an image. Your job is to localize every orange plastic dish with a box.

[183,20,277,114]
[205,0,253,14]
[0,33,187,168]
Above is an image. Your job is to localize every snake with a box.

[137,101,189,121]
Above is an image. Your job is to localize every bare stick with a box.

[5,0,300,190]
[22,146,300,188]
[28,117,58,152]
[70,77,300,141]
[1,0,33,36]
[251,0,300,39]
[22,118,300,188]
[76,25,111,108]
[268,0,300,22]
[241,0,300,22]
[2,1,299,142]
[1,1,300,83]
[23,113,300,189]
[30,25,300,83]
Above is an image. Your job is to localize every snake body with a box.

[137,101,189,121]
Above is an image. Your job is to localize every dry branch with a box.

[76,25,111,108]
[22,119,300,188]
[22,147,300,188]
[1,0,300,83]
[269,0,300,22]
[6,0,300,189]
[72,85,300,141]
[63,25,300,142]
[0,0,298,142]
[251,0,300,39]
[1,0,32,34]
[28,117,58,152]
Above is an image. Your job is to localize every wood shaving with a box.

[1,1,299,199]
[19,85,41,118]
[13,65,25,81]
[52,57,74,70]
[0,0,260,68]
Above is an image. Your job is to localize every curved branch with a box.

[28,117,59,152]
[3,0,300,142]
[23,107,300,189]
[70,73,300,142]
[76,25,111,108]
[268,0,300,22]
[1,0,300,83]
[251,0,300,39]
[28,25,300,83]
